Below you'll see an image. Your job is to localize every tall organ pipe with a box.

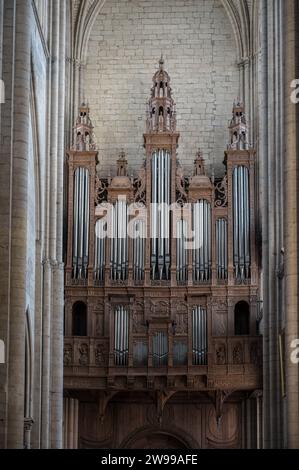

[94,219,106,282]
[233,166,250,281]
[216,218,228,280]
[133,220,145,281]
[110,200,128,281]
[151,150,171,280]
[192,306,207,365]
[193,200,211,282]
[73,168,90,279]
[176,219,187,282]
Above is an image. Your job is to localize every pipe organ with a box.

[64,61,262,449]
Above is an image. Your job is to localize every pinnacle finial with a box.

[159,54,164,70]
[194,149,205,176]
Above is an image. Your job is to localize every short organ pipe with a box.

[114,306,129,366]
[192,306,207,365]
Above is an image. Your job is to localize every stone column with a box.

[50,0,66,448]
[284,0,299,449]
[259,0,284,449]
[4,0,32,449]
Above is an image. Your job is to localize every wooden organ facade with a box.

[63,60,262,449]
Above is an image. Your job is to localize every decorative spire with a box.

[146,58,177,134]
[194,149,206,176]
[159,54,164,71]
[117,150,128,177]
[73,103,96,151]
[228,100,249,150]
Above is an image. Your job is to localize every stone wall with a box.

[85,0,240,176]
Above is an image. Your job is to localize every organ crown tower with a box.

[73,103,96,151]
[146,56,177,133]
[228,100,249,150]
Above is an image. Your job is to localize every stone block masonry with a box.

[85,0,240,177]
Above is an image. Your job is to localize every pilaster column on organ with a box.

[170,144,178,287]
[128,207,134,286]
[144,146,152,287]
[88,164,96,288]
[65,299,73,336]
[211,209,217,287]
[128,300,134,368]
[249,155,258,285]
[108,303,114,367]
[105,230,111,287]
[168,322,174,367]
[227,297,235,337]
[187,303,193,367]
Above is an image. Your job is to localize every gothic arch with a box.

[73,0,252,68]
[119,425,199,449]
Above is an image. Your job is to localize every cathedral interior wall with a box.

[85,0,240,176]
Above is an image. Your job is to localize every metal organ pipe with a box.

[133,219,145,281]
[192,306,207,365]
[111,200,129,281]
[153,332,168,367]
[216,218,228,280]
[151,150,171,280]
[94,219,106,282]
[233,166,250,281]
[114,306,129,366]
[176,219,187,282]
[72,167,90,279]
[193,200,211,282]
